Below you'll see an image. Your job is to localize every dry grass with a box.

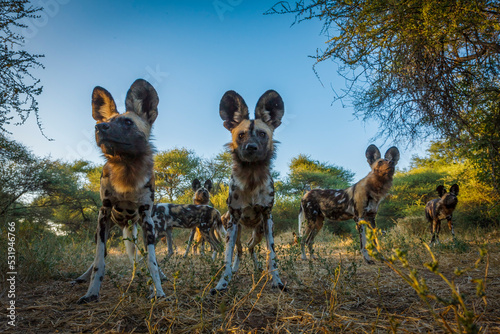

[2,229,500,333]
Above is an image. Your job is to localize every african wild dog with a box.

[299,145,400,264]
[211,89,286,294]
[425,184,459,246]
[72,79,165,303]
[185,179,216,255]
[152,203,223,260]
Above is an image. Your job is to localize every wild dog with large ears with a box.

[425,184,459,246]
[73,79,166,303]
[299,145,400,264]
[211,90,286,294]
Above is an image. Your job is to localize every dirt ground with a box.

[2,232,500,333]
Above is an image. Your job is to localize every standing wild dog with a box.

[211,89,286,294]
[73,79,165,303]
[152,203,223,260]
[425,184,459,246]
[299,145,400,264]
[186,179,214,255]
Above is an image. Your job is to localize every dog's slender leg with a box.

[435,220,441,245]
[77,208,110,303]
[232,223,243,272]
[184,228,196,258]
[165,227,174,257]
[142,213,166,300]
[429,220,437,246]
[303,216,323,260]
[448,218,455,240]
[199,226,219,260]
[200,238,206,256]
[248,227,263,271]
[357,220,375,264]
[298,207,309,260]
[123,223,139,263]
[72,263,93,284]
[212,221,238,293]
[264,214,286,290]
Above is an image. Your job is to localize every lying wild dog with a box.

[152,203,223,260]
[425,184,459,246]
[211,90,286,294]
[73,79,165,303]
[299,145,400,264]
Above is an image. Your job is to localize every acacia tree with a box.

[0,0,44,134]
[282,154,354,194]
[270,0,500,193]
[154,148,203,202]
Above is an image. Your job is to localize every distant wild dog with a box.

[152,203,223,260]
[425,184,459,246]
[185,179,218,255]
[211,90,286,294]
[299,145,400,264]
[73,79,165,303]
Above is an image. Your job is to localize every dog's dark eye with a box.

[124,119,133,126]
[238,132,245,139]
[258,131,266,138]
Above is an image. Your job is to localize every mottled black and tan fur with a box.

[299,145,400,264]
[425,184,459,246]
[185,179,223,256]
[152,203,223,260]
[73,79,165,303]
[211,90,286,294]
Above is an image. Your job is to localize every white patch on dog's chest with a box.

[364,199,379,213]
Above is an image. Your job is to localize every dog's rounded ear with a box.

[125,79,159,126]
[192,179,201,192]
[365,144,381,166]
[385,147,400,165]
[450,184,459,196]
[255,90,284,129]
[204,179,213,192]
[220,90,249,131]
[436,185,446,197]
[92,87,118,123]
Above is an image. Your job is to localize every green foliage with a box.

[33,160,101,233]
[271,0,500,195]
[155,148,202,203]
[377,140,499,231]
[282,154,354,194]
[154,149,232,203]
[0,0,45,134]
[0,134,54,223]
[365,225,488,333]
[273,195,300,232]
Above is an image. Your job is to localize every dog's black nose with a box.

[245,143,258,151]
[96,123,110,132]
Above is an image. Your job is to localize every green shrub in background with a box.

[273,195,300,232]
[377,141,499,234]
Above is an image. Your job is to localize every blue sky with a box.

[8,0,427,182]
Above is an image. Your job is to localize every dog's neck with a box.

[193,194,209,205]
[231,155,273,192]
[364,171,393,195]
[104,151,154,194]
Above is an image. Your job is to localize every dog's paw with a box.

[70,278,86,286]
[210,288,227,296]
[273,283,288,292]
[77,295,99,304]
[148,293,170,302]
